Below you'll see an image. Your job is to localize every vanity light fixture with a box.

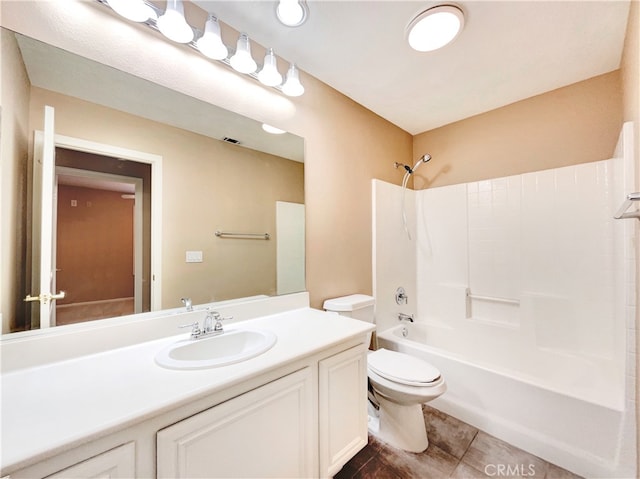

[262,123,287,134]
[276,0,308,27]
[407,4,465,52]
[282,64,304,97]
[157,0,194,44]
[106,0,156,22]
[97,0,305,96]
[196,14,228,60]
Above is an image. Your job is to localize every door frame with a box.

[48,134,163,313]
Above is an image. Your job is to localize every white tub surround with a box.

[372,123,636,478]
[0,297,374,478]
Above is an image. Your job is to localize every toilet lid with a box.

[368,348,441,386]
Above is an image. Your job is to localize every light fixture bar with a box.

[96,0,303,96]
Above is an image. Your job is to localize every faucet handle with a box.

[179,321,201,338]
[209,311,233,332]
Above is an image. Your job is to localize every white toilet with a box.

[323,294,446,453]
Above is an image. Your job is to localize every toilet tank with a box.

[323,294,375,323]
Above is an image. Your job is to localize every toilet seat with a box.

[368,348,441,386]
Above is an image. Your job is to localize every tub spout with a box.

[398,313,414,322]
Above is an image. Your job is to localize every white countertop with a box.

[0,307,373,474]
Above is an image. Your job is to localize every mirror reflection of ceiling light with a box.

[105,0,156,22]
[98,0,304,96]
[262,124,287,134]
[196,14,228,60]
[276,0,308,27]
[407,5,465,52]
[157,0,194,43]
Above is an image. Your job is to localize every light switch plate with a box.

[186,251,203,263]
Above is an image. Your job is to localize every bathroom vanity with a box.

[0,294,374,478]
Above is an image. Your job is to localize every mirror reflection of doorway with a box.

[53,148,152,325]
[55,170,139,325]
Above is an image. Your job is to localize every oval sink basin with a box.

[155,329,277,370]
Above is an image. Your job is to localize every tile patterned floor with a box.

[335,405,583,479]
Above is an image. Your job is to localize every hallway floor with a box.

[335,405,583,479]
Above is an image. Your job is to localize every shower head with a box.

[411,153,432,173]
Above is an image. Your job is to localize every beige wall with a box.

[27,88,305,316]
[413,71,623,189]
[0,28,30,331]
[620,0,639,472]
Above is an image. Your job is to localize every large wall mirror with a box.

[1,27,305,336]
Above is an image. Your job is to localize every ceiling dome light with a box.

[262,124,287,134]
[106,0,156,22]
[258,49,283,87]
[282,63,304,97]
[230,33,257,74]
[196,14,228,60]
[157,0,194,44]
[407,5,464,52]
[276,0,308,27]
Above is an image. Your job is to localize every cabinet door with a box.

[45,442,135,478]
[157,368,315,478]
[319,345,368,477]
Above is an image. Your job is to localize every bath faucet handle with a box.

[398,313,414,322]
[179,321,201,339]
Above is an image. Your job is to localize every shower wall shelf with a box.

[613,192,640,220]
[215,230,270,239]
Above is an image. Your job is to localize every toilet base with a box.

[371,395,428,453]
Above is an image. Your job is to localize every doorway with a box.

[54,168,143,325]
[52,147,152,325]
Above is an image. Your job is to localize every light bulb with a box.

[257,49,283,87]
[229,33,257,74]
[407,5,464,52]
[106,0,156,22]
[276,0,307,27]
[157,0,194,44]
[282,63,304,97]
[262,124,287,135]
[196,14,228,60]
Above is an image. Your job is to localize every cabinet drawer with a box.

[45,442,135,478]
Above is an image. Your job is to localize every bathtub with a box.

[377,323,635,478]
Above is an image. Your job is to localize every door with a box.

[28,105,63,328]
[157,368,316,478]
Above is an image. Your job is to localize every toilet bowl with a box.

[323,294,447,453]
[367,348,446,452]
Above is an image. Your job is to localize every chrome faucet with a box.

[181,297,193,312]
[181,309,233,340]
[398,312,414,323]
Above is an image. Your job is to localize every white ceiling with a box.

[193,0,631,135]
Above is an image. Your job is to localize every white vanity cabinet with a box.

[157,367,316,478]
[319,345,369,477]
[1,304,374,479]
